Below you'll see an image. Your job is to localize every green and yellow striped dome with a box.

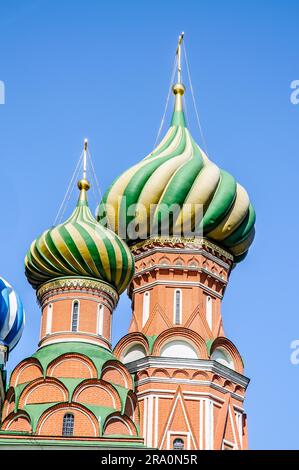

[25,179,134,293]
[96,83,255,262]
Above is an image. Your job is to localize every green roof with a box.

[32,342,115,378]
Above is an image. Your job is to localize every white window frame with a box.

[71,300,80,332]
[167,431,190,450]
[142,291,150,327]
[173,289,182,325]
[97,304,104,336]
[206,295,213,330]
[45,303,53,335]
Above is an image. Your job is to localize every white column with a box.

[154,397,159,448]
[147,395,154,447]
[205,399,214,449]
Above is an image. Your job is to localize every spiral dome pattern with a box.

[97,85,255,262]
[25,180,134,294]
[0,277,25,352]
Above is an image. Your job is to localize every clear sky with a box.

[1,0,298,449]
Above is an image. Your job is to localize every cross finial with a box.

[176,32,184,84]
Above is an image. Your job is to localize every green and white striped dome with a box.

[96,83,255,262]
[25,179,134,293]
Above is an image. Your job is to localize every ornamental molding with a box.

[37,277,118,306]
[130,280,224,299]
[133,264,228,286]
[134,377,245,402]
[130,237,233,264]
[125,356,249,389]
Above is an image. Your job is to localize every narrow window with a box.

[142,292,150,327]
[173,438,184,450]
[45,303,53,335]
[174,290,182,325]
[71,301,79,332]
[97,304,104,336]
[206,296,213,330]
[62,413,74,436]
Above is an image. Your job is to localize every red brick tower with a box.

[98,34,255,450]
[0,143,143,449]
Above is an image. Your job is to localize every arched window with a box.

[97,304,104,336]
[71,301,79,332]
[173,438,184,450]
[62,413,74,436]
[211,348,234,370]
[206,296,212,330]
[174,290,182,325]
[142,292,150,327]
[45,303,53,335]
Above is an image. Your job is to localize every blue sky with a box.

[1,0,298,449]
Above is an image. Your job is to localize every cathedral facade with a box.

[0,37,255,450]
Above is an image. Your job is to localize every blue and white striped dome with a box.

[0,277,25,352]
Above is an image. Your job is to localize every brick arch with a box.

[234,385,244,394]
[172,369,190,379]
[152,328,208,359]
[2,387,15,419]
[103,412,137,436]
[202,259,210,269]
[47,353,97,379]
[136,370,149,381]
[223,380,234,391]
[158,256,170,265]
[124,392,139,425]
[210,337,244,373]
[211,374,224,386]
[2,411,32,432]
[187,257,199,267]
[19,377,68,407]
[36,403,99,437]
[150,368,170,379]
[192,371,209,381]
[114,332,150,360]
[174,256,184,266]
[211,264,218,274]
[72,379,121,410]
[10,358,43,387]
[101,361,133,389]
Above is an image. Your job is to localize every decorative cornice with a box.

[125,356,250,389]
[36,277,119,307]
[130,237,234,263]
[133,264,227,285]
[130,280,224,299]
[134,377,245,402]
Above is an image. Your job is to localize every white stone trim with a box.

[132,280,223,299]
[126,357,249,388]
[142,291,150,327]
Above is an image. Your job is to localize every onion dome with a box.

[0,277,25,355]
[96,39,255,263]
[25,143,134,294]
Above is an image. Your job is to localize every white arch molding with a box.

[123,344,147,364]
[211,348,234,369]
[160,340,198,359]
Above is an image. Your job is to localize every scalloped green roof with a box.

[32,342,115,378]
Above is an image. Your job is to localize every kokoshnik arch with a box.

[0,34,255,450]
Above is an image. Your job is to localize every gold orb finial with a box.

[78,178,90,191]
[172,83,185,96]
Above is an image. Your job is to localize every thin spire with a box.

[83,138,88,180]
[171,32,186,126]
[176,32,184,84]
[78,138,90,205]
